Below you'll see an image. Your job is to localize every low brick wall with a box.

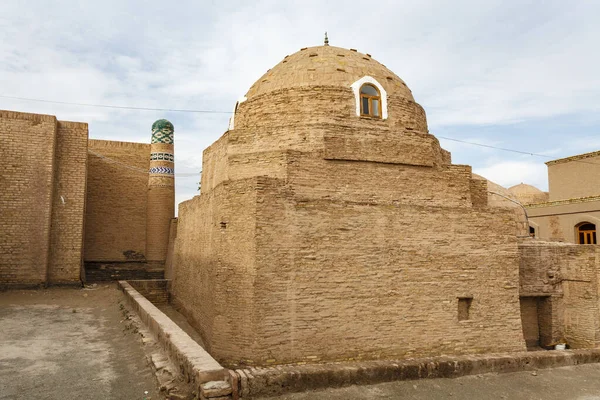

[118,281,231,399]
[128,279,169,304]
[233,349,600,398]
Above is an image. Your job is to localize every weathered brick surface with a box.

[0,111,57,285]
[234,349,600,398]
[85,140,149,262]
[0,110,87,286]
[170,46,531,367]
[171,179,258,359]
[48,121,88,283]
[128,279,170,304]
[519,241,600,348]
[235,88,427,134]
[119,281,228,394]
[173,162,526,366]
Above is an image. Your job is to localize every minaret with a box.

[146,119,175,263]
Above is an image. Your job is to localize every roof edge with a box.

[546,150,600,166]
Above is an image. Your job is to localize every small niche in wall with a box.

[458,297,473,321]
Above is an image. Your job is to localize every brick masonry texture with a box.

[128,279,170,304]
[49,121,88,283]
[519,241,600,348]
[119,281,230,394]
[85,140,150,262]
[234,349,600,398]
[170,45,529,367]
[0,110,87,285]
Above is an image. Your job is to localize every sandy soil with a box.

[0,284,163,400]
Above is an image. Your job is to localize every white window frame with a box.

[351,76,388,120]
[228,96,247,131]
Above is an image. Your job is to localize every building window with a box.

[458,297,473,321]
[350,76,388,119]
[529,226,536,238]
[360,84,382,118]
[577,222,597,244]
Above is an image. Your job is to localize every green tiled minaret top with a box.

[151,119,174,144]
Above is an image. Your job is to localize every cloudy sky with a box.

[1,0,599,207]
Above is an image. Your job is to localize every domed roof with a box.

[245,45,414,101]
[151,119,174,144]
[472,174,521,208]
[152,119,174,133]
[508,183,544,195]
[508,183,548,205]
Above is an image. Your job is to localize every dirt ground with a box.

[6,285,600,400]
[0,284,162,400]
[258,363,600,400]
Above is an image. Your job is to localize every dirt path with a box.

[0,284,162,400]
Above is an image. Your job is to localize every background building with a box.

[510,151,600,243]
[0,111,174,286]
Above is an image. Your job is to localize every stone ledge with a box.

[118,281,229,395]
[233,349,600,398]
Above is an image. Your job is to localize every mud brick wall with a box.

[173,167,527,367]
[171,179,258,358]
[170,45,533,367]
[235,87,427,134]
[519,242,600,348]
[128,279,170,304]
[0,111,58,285]
[85,140,149,262]
[239,176,525,366]
[164,218,178,280]
[48,121,88,283]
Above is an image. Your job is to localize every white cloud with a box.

[475,160,548,191]
[0,0,598,206]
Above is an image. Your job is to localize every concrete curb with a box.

[233,349,600,398]
[118,281,230,398]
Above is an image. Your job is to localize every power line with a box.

[3,91,599,168]
[437,135,600,167]
[436,136,551,158]
[0,95,232,114]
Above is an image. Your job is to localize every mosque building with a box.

[2,39,600,367]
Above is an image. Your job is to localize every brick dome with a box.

[233,45,428,133]
[245,46,414,101]
[508,183,548,205]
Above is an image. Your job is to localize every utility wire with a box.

[437,135,600,167]
[3,93,599,168]
[0,95,232,114]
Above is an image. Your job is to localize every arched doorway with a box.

[577,222,597,244]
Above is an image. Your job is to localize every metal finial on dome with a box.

[324,32,329,46]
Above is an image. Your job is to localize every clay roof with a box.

[508,183,544,195]
[508,183,548,205]
[245,46,414,100]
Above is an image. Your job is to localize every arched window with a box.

[577,222,597,244]
[360,84,381,118]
